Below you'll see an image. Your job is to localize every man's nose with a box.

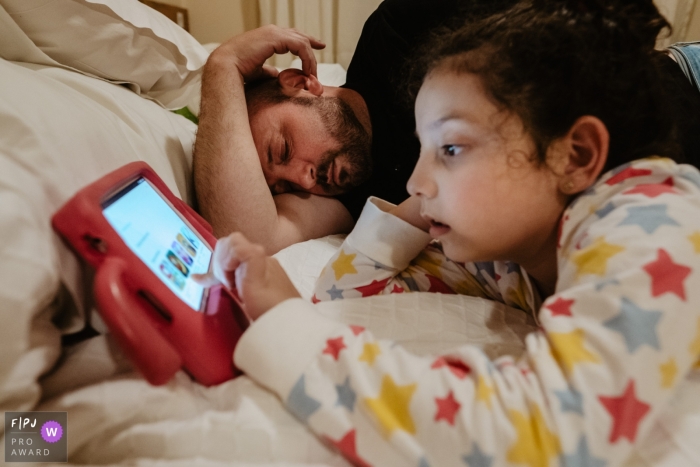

[407,155,436,198]
[292,162,317,190]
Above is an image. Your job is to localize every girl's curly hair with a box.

[406,0,678,172]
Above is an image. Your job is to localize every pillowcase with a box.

[0,0,207,107]
[0,57,197,423]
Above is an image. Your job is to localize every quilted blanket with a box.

[33,236,537,466]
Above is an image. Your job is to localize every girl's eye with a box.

[440,145,462,157]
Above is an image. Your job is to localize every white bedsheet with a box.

[32,237,538,466]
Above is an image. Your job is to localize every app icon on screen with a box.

[166,250,190,277]
[180,227,200,250]
[159,260,185,290]
[171,241,194,266]
[176,233,197,257]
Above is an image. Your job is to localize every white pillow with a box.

[0,58,197,422]
[0,0,207,107]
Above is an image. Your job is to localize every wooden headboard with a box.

[139,1,189,32]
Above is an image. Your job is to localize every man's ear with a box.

[556,115,609,195]
[278,68,324,97]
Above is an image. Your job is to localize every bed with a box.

[0,1,566,465]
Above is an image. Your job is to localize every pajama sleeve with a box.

[312,197,538,313]
[235,161,700,466]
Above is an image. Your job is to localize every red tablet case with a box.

[52,162,249,386]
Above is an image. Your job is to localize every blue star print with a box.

[554,387,584,414]
[335,376,356,412]
[286,375,321,422]
[326,284,344,300]
[618,204,679,234]
[595,202,616,218]
[604,297,662,352]
[462,443,493,467]
[561,437,607,467]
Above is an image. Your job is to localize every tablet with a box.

[102,177,213,311]
[53,162,248,386]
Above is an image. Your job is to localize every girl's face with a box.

[408,70,568,268]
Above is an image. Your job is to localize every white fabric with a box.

[0,58,196,421]
[30,236,537,465]
[0,0,206,109]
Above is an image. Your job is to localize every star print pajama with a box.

[234,158,700,466]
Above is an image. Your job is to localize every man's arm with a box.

[193,26,353,254]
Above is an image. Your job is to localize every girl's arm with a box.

[312,197,505,305]
[234,164,700,466]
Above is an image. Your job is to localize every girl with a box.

[199,1,700,465]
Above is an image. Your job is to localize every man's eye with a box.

[440,145,462,157]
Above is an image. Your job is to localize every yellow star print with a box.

[364,375,417,435]
[332,249,357,280]
[660,358,677,389]
[688,232,700,254]
[476,375,495,408]
[507,407,561,467]
[505,275,532,312]
[571,237,624,276]
[549,329,600,374]
[412,250,445,279]
[358,342,381,366]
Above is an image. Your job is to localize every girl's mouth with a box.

[429,220,450,237]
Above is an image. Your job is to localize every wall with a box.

[687,0,700,40]
[152,0,257,45]
[155,0,700,59]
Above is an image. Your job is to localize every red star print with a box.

[311,294,320,304]
[605,167,652,185]
[426,275,456,294]
[354,278,390,297]
[598,380,651,443]
[643,249,691,301]
[623,177,676,198]
[349,325,365,336]
[494,273,501,282]
[390,284,405,294]
[431,357,471,379]
[546,297,575,317]
[435,391,461,425]
[324,429,372,467]
[323,337,346,360]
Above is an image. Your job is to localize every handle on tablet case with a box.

[94,257,182,385]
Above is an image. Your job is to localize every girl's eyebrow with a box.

[432,114,478,129]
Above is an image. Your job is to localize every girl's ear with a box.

[278,68,324,97]
[558,116,609,195]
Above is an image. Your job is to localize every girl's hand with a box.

[193,233,301,320]
[390,195,430,232]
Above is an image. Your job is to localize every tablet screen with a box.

[102,178,213,311]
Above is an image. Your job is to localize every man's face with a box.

[249,100,347,196]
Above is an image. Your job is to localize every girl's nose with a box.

[407,156,436,198]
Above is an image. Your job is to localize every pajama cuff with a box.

[234,298,346,396]
[345,196,432,270]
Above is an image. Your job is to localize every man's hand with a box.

[193,233,301,320]
[209,24,325,81]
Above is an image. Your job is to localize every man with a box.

[194,0,700,254]
[193,0,496,253]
